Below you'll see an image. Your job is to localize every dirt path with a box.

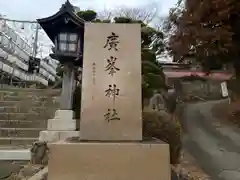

[182,100,240,180]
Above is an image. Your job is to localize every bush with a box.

[143,111,182,164]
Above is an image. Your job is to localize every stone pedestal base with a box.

[39,131,79,142]
[48,139,171,180]
[39,110,78,142]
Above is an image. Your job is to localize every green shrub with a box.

[143,111,182,164]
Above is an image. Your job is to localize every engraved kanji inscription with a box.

[92,62,96,85]
[104,108,120,122]
[92,62,96,100]
[103,32,119,51]
[105,84,120,100]
[105,56,120,76]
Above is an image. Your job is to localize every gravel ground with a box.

[177,150,211,180]
[0,161,43,180]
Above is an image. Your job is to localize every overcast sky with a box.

[0,0,176,59]
[0,0,176,20]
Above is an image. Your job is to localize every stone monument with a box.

[48,23,171,180]
[80,23,142,141]
[149,92,165,111]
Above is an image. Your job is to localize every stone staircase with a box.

[0,88,60,149]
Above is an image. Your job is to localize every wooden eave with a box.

[36,0,85,42]
[37,0,84,25]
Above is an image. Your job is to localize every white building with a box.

[0,20,58,86]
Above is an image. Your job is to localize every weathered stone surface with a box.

[0,138,11,145]
[47,119,76,131]
[0,137,38,146]
[80,23,142,141]
[0,128,43,138]
[0,112,40,120]
[39,131,79,142]
[48,141,171,180]
[0,120,46,128]
[31,141,49,165]
[4,163,45,180]
[0,106,56,114]
[0,101,19,106]
[28,167,48,180]
[0,89,60,151]
[19,165,43,178]
[0,161,22,179]
[149,93,165,111]
[0,89,60,148]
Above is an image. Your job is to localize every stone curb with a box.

[0,149,31,160]
[28,166,48,180]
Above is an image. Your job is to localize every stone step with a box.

[0,112,40,120]
[0,128,43,138]
[0,106,57,113]
[0,102,59,109]
[0,120,46,128]
[0,137,38,146]
[0,144,32,150]
[0,112,56,121]
[0,100,58,107]
[2,95,59,102]
[0,101,19,106]
[0,88,61,94]
[0,149,31,160]
[2,95,40,101]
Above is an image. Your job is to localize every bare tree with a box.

[97,2,160,25]
[115,2,159,24]
[97,8,113,21]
